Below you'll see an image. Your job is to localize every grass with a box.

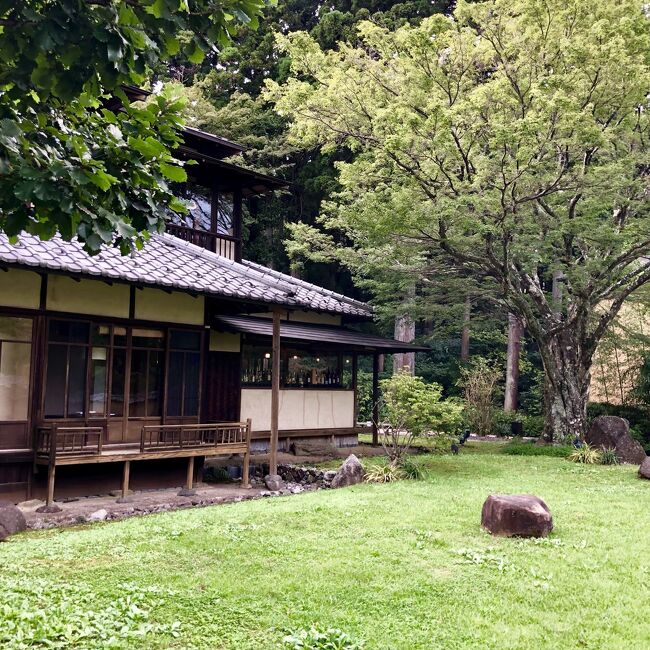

[2,447,649,649]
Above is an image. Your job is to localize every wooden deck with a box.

[34,421,252,506]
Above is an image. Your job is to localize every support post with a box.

[178,455,197,497]
[117,460,131,503]
[372,352,380,446]
[46,463,56,506]
[270,309,281,475]
[242,418,252,488]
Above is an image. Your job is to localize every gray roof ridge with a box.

[240,258,372,313]
[154,233,372,314]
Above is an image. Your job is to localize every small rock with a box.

[323,470,337,482]
[17,499,46,512]
[0,504,27,541]
[264,474,286,491]
[177,488,197,497]
[331,454,365,489]
[639,457,650,479]
[585,416,646,464]
[289,485,304,494]
[481,494,553,538]
[87,508,108,522]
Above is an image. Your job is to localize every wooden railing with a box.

[35,424,104,461]
[140,421,252,453]
[166,224,239,260]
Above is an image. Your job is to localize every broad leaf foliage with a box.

[0,0,268,253]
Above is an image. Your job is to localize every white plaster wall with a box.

[0,269,41,309]
[241,389,355,431]
[47,276,130,317]
[135,288,204,325]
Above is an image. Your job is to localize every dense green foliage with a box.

[268,0,650,440]
[2,448,649,648]
[500,440,572,458]
[0,0,269,254]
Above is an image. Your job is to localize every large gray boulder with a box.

[331,454,365,489]
[481,494,553,538]
[264,474,286,492]
[585,416,646,464]
[639,457,650,480]
[0,503,27,541]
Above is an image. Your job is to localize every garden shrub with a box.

[569,443,602,464]
[600,448,620,465]
[283,627,364,650]
[459,359,500,436]
[379,372,464,463]
[500,441,572,458]
[364,462,405,484]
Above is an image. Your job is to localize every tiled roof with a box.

[0,232,373,318]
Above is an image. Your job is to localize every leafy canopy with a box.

[0,0,269,254]
[267,0,650,356]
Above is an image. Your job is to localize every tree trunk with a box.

[504,313,523,412]
[460,294,471,363]
[541,329,592,442]
[393,313,415,375]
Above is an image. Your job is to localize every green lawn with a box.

[2,448,649,649]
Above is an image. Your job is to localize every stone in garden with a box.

[331,454,365,489]
[639,457,650,480]
[481,494,553,538]
[87,508,108,522]
[264,474,286,491]
[585,416,646,464]
[0,503,27,541]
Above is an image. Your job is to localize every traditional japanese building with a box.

[0,117,424,505]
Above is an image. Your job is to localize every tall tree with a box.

[0,0,269,254]
[503,314,523,412]
[268,0,650,440]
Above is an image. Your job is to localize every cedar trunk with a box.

[503,313,523,412]
[541,329,592,442]
[393,313,415,375]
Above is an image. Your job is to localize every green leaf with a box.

[85,169,118,191]
[159,162,187,183]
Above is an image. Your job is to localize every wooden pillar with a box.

[372,351,380,446]
[270,309,281,475]
[186,456,195,490]
[46,463,56,506]
[120,460,131,500]
[242,418,252,488]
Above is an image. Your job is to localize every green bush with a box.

[569,443,602,464]
[283,627,364,649]
[364,462,405,483]
[501,440,572,458]
[600,448,620,465]
[381,373,465,437]
[398,457,424,480]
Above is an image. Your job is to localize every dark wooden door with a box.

[203,352,241,422]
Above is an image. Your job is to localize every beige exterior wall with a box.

[210,331,241,353]
[135,288,204,325]
[47,276,130,318]
[0,269,41,310]
[241,389,355,431]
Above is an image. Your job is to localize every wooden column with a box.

[186,456,195,490]
[270,309,281,475]
[372,352,380,446]
[242,418,252,488]
[46,463,56,506]
[118,460,131,502]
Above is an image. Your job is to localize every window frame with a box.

[0,316,34,423]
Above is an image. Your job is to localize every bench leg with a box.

[178,456,197,497]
